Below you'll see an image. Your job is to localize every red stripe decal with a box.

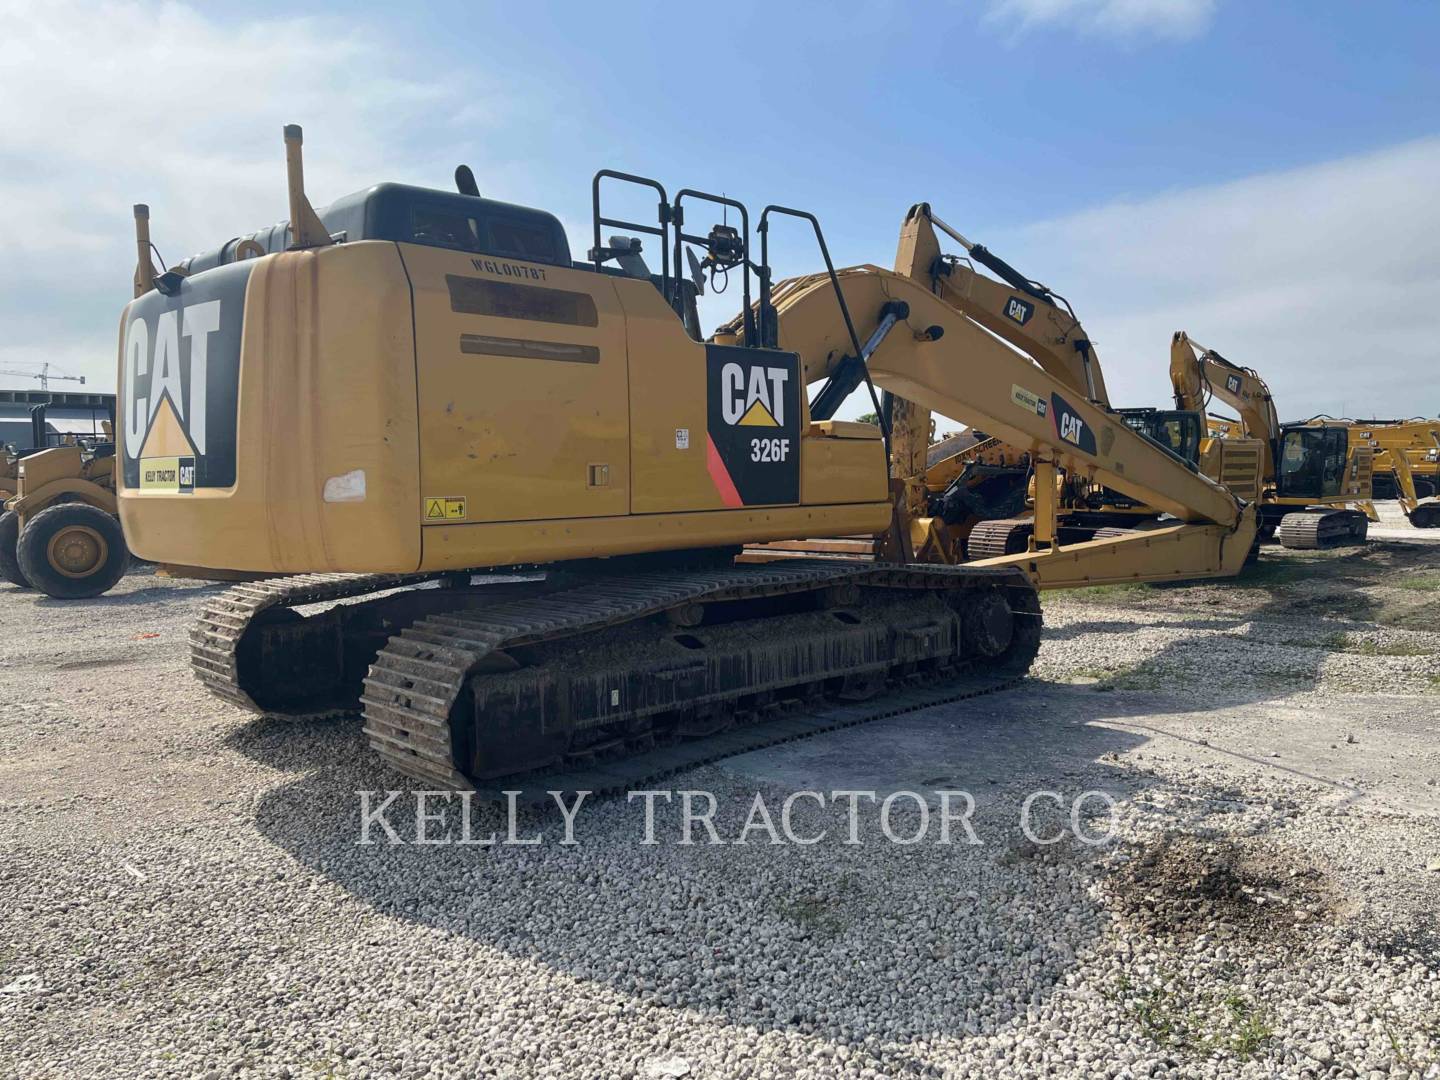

[706,433,744,508]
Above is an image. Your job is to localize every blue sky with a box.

[3,0,1438,420]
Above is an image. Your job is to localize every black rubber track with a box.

[1276,509,1368,549]
[191,561,1040,799]
[966,518,1034,560]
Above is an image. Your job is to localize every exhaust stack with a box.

[132,204,157,297]
[283,124,333,250]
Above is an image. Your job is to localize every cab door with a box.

[401,243,630,525]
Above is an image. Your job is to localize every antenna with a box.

[455,165,480,196]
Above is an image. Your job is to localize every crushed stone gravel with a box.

[2,534,1439,1078]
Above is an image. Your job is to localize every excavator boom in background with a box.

[752,203,1263,568]
[1171,333,1373,547]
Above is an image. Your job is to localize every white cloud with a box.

[986,0,1216,41]
[0,0,485,389]
[984,136,1440,421]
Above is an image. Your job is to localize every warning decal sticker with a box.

[423,496,468,521]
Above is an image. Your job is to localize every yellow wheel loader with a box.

[118,127,1254,794]
[0,449,16,504]
[0,400,130,597]
[1171,334,1373,548]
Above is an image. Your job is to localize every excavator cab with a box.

[1071,408,1203,519]
[1275,425,1349,501]
[1119,408,1203,468]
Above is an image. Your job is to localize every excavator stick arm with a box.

[1171,331,1280,477]
[895,204,1108,407]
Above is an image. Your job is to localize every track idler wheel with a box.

[1411,504,1440,529]
[960,586,1015,659]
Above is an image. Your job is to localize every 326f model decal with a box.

[705,345,801,506]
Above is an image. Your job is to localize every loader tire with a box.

[0,510,29,588]
[17,503,129,599]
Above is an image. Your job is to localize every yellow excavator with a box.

[1171,334,1373,547]
[118,127,1256,793]
[1290,417,1440,528]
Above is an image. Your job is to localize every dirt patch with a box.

[1106,833,1333,940]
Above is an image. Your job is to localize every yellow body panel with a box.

[801,427,888,506]
[119,242,423,572]
[622,277,737,515]
[119,241,892,575]
[420,503,890,569]
[404,245,631,523]
[1198,436,1264,504]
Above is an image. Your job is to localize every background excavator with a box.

[1170,333,1373,547]
[1291,416,1440,528]
[117,126,1254,794]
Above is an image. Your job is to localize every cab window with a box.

[410,207,565,265]
[1278,428,1346,499]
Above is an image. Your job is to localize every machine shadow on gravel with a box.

[33,584,223,608]
[1042,547,1423,709]
[220,544,1438,1047]
[1050,592,1379,700]
[228,689,1158,1047]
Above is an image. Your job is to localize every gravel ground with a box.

[3,518,1440,1079]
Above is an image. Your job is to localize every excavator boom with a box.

[766,268,1242,529]
[894,204,1109,408]
[1171,331,1281,475]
